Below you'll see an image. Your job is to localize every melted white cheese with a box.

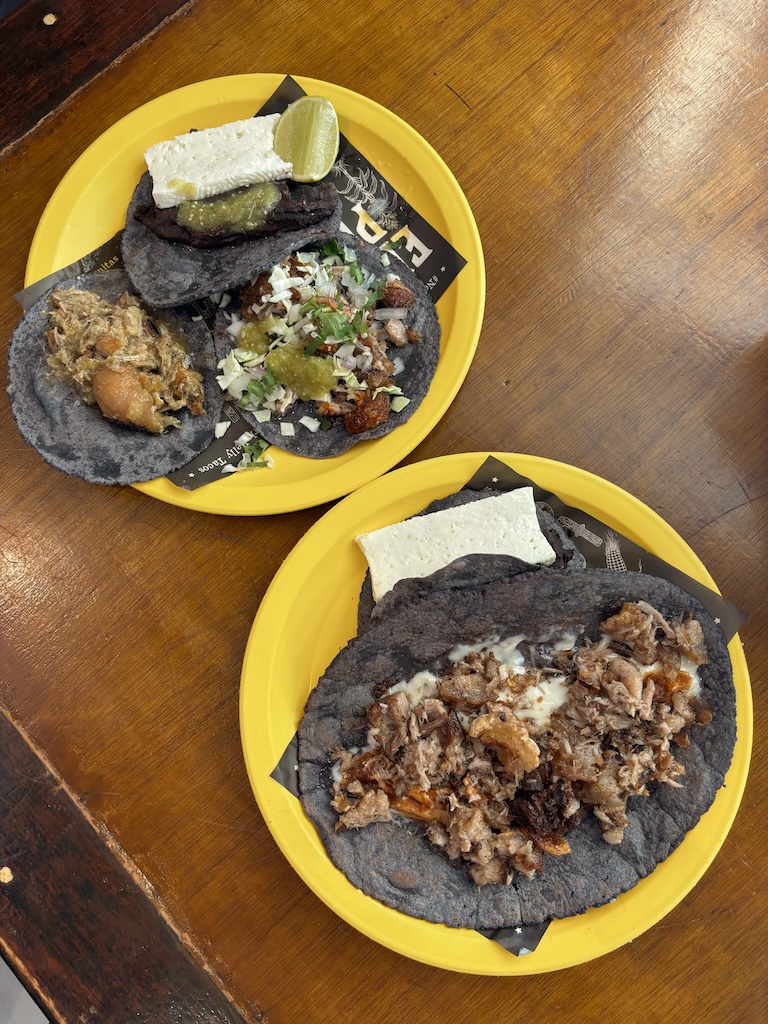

[448,634,526,671]
[387,671,439,704]
[514,675,569,726]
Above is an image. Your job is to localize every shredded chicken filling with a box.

[45,287,206,434]
[331,600,714,886]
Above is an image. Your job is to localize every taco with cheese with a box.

[121,113,343,308]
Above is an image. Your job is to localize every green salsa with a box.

[176,181,281,232]
[237,317,280,356]
[265,346,336,401]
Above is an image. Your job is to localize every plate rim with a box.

[239,450,752,975]
[24,74,486,515]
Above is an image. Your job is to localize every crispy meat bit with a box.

[601,601,666,664]
[344,388,391,434]
[337,789,391,830]
[384,318,409,347]
[367,691,410,759]
[380,281,415,308]
[239,273,272,315]
[468,711,540,776]
[359,333,395,376]
[438,651,509,708]
[671,616,708,665]
[91,367,168,434]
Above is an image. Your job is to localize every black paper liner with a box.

[274,455,746,960]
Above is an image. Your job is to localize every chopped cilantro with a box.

[347,259,365,285]
[239,369,278,407]
[364,281,385,308]
[303,306,369,354]
[238,438,272,470]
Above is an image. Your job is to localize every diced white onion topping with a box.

[375,307,409,320]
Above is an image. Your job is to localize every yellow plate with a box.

[240,452,752,974]
[25,75,485,515]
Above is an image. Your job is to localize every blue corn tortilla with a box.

[356,490,587,631]
[121,171,343,308]
[297,565,736,930]
[213,236,441,459]
[7,269,223,485]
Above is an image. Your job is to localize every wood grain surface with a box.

[0,0,192,155]
[0,710,259,1023]
[1,1,766,1021]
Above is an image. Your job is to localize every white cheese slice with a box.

[145,115,292,209]
[355,487,557,602]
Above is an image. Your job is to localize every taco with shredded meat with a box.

[213,236,440,458]
[7,269,223,485]
[297,563,736,930]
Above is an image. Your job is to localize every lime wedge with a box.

[274,96,340,183]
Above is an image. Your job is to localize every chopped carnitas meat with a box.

[331,601,713,884]
[45,287,205,433]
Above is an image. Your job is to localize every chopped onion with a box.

[347,285,369,309]
[355,350,373,373]
[280,422,296,436]
[299,416,321,433]
[214,420,230,438]
[374,307,409,320]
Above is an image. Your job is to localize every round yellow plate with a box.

[25,75,485,515]
[240,452,752,974]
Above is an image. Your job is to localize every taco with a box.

[121,171,342,308]
[7,269,224,485]
[297,565,736,930]
[213,236,440,459]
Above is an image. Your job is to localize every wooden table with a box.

[1,1,765,1021]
